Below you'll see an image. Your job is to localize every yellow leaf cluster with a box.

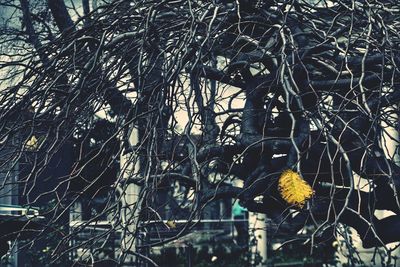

[278,169,313,208]
[25,135,39,151]
[166,220,177,229]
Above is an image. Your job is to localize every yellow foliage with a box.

[25,135,39,151]
[278,169,313,208]
[166,220,177,229]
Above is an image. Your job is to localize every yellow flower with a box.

[278,169,313,208]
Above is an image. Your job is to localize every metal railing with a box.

[0,204,40,218]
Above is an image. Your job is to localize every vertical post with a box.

[249,212,267,266]
[120,127,141,265]
[69,200,82,260]
[186,243,193,267]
